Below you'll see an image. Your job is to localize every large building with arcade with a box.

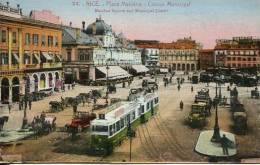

[0,2,63,104]
[158,37,201,73]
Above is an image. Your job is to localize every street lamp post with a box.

[22,75,29,129]
[106,64,109,104]
[211,80,221,142]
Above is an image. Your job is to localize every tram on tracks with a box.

[89,92,159,155]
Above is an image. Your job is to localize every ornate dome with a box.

[85,17,112,35]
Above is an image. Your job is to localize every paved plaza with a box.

[1,74,260,163]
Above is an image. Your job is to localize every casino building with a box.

[0,2,62,103]
[62,17,144,84]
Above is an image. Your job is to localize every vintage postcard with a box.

[0,0,260,163]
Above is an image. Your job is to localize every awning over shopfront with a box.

[12,53,19,62]
[131,65,149,73]
[96,66,131,80]
[55,54,62,62]
[33,53,41,63]
[41,52,53,61]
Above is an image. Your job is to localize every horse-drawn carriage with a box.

[64,97,78,107]
[31,114,56,136]
[49,101,64,112]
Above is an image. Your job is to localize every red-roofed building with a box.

[159,37,201,72]
[214,36,260,68]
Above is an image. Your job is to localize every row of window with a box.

[0,30,59,47]
[215,50,257,56]
[227,50,257,55]
[226,63,257,68]
[160,50,197,55]
[0,52,59,65]
[226,57,257,61]
[160,56,197,61]
[25,33,58,47]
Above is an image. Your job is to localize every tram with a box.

[90,92,159,155]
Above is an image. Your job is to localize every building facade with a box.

[159,37,200,72]
[136,44,159,69]
[214,37,260,68]
[62,18,142,83]
[0,2,62,103]
[199,49,214,70]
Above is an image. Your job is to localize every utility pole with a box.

[22,75,29,129]
[127,121,134,162]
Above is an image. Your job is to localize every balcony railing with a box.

[0,64,20,71]
[25,64,40,69]
[0,65,9,71]
[42,62,62,68]
[11,64,19,70]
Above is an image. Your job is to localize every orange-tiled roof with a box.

[214,43,260,50]
[136,44,159,49]
[158,42,197,49]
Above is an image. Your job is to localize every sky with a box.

[4,0,260,48]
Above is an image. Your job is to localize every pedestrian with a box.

[82,97,85,107]
[93,97,97,105]
[180,100,184,111]
[21,99,24,110]
[29,100,32,110]
[24,99,28,110]
[68,84,70,90]
[191,86,194,92]
[227,86,230,91]
[220,134,229,155]
[73,104,77,116]
[8,103,12,114]
[19,101,22,111]
[178,84,181,91]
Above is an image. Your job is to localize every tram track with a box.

[155,113,190,160]
[136,127,156,161]
[152,115,188,160]
[138,124,162,161]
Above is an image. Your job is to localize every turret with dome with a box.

[85,16,115,47]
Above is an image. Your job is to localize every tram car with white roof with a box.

[90,92,159,155]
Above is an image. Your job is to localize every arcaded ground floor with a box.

[0,70,62,104]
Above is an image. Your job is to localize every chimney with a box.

[82,21,85,30]
[6,2,9,6]
[69,22,72,27]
